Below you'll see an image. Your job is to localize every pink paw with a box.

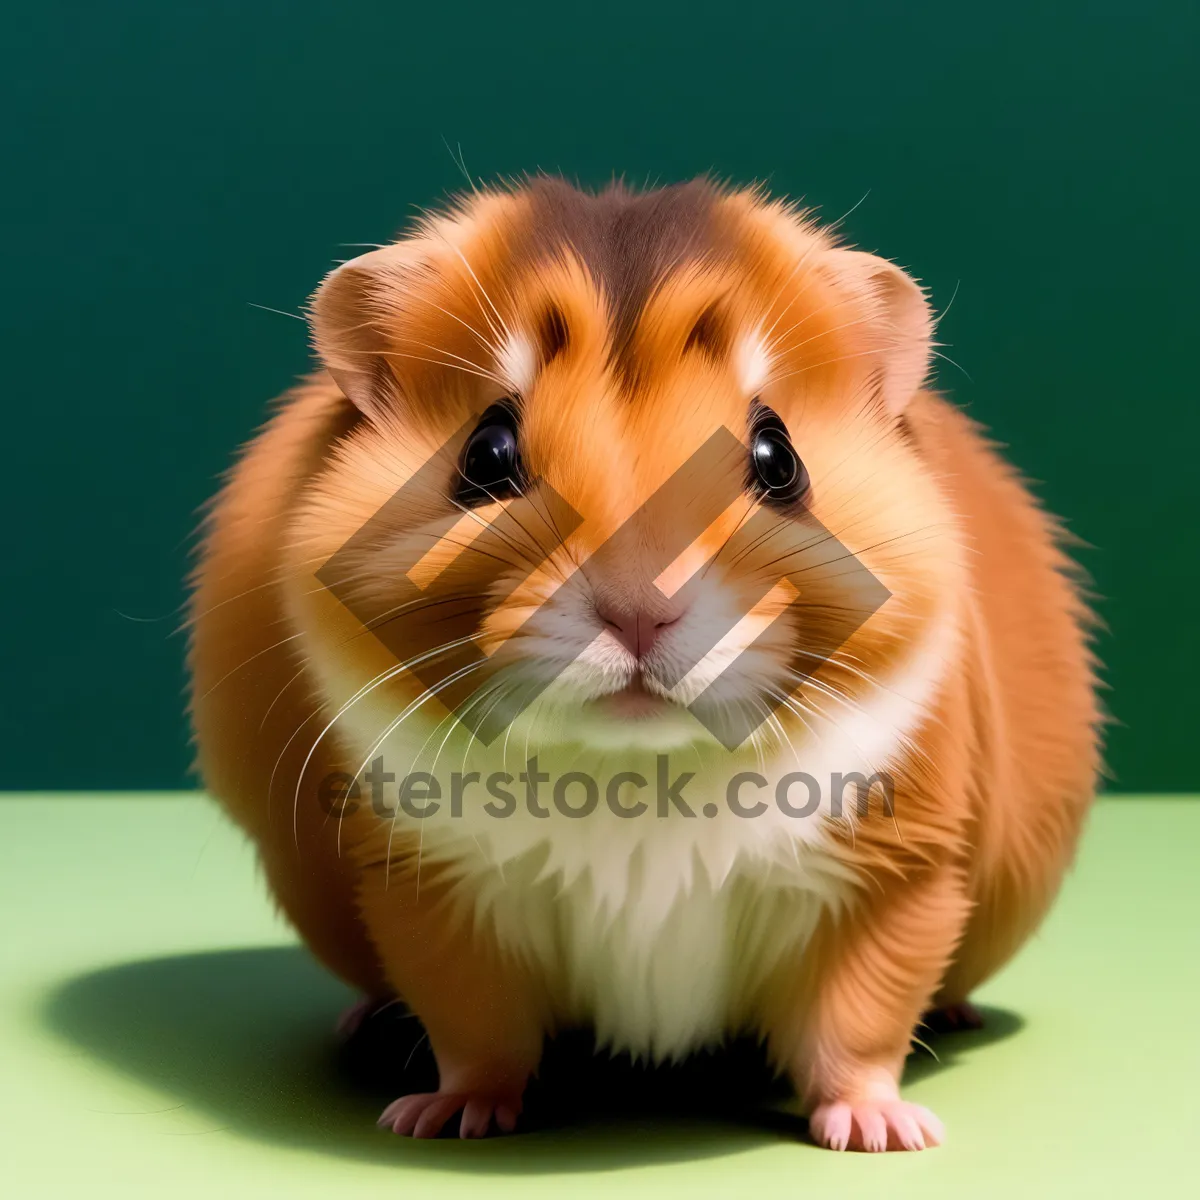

[809,1098,945,1152]
[378,1090,523,1139]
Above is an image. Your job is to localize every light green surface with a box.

[1,796,1197,1198]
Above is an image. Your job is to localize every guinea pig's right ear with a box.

[308,243,424,416]
[818,249,934,417]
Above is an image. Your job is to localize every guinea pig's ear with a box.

[307,243,424,415]
[823,250,934,416]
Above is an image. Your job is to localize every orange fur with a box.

[188,178,1099,1149]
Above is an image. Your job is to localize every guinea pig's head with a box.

[286,178,961,775]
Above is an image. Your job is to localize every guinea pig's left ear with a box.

[823,250,934,417]
[307,242,424,416]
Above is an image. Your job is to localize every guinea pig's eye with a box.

[748,404,810,505]
[455,402,524,506]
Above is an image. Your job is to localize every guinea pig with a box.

[188,177,1099,1151]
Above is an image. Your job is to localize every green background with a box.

[3,1,1196,791]
[6,795,1198,1193]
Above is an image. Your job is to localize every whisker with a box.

[358,659,492,887]
[375,348,505,387]
[767,345,898,386]
[772,306,877,363]
[933,278,961,329]
[283,634,483,841]
[196,632,305,702]
[397,336,507,387]
[259,662,310,730]
[416,296,498,357]
[440,238,514,350]
[759,234,830,343]
[447,484,566,576]
[931,347,972,382]
[248,302,305,322]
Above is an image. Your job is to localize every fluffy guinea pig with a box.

[189,177,1099,1151]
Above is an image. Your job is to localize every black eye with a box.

[456,402,523,506]
[748,404,810,505]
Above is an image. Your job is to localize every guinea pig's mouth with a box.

[583,675,677,720]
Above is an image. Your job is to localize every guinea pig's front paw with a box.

[808,1098,944,1152]
[377,1089,523,1139]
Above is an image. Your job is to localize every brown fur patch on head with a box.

[514,177,732,381]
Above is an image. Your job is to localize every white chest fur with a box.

[320,612,956,1060]
[478,846,843,1059]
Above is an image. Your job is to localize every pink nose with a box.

[595,601,683,659]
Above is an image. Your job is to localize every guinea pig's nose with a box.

[595,598,685,660]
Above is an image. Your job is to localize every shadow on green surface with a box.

[42,946,1022,1173]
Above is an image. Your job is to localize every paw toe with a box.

[810,1098,944,1153]
[378,1089,523,1139]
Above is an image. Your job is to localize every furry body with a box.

[189,179,1099,1149]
